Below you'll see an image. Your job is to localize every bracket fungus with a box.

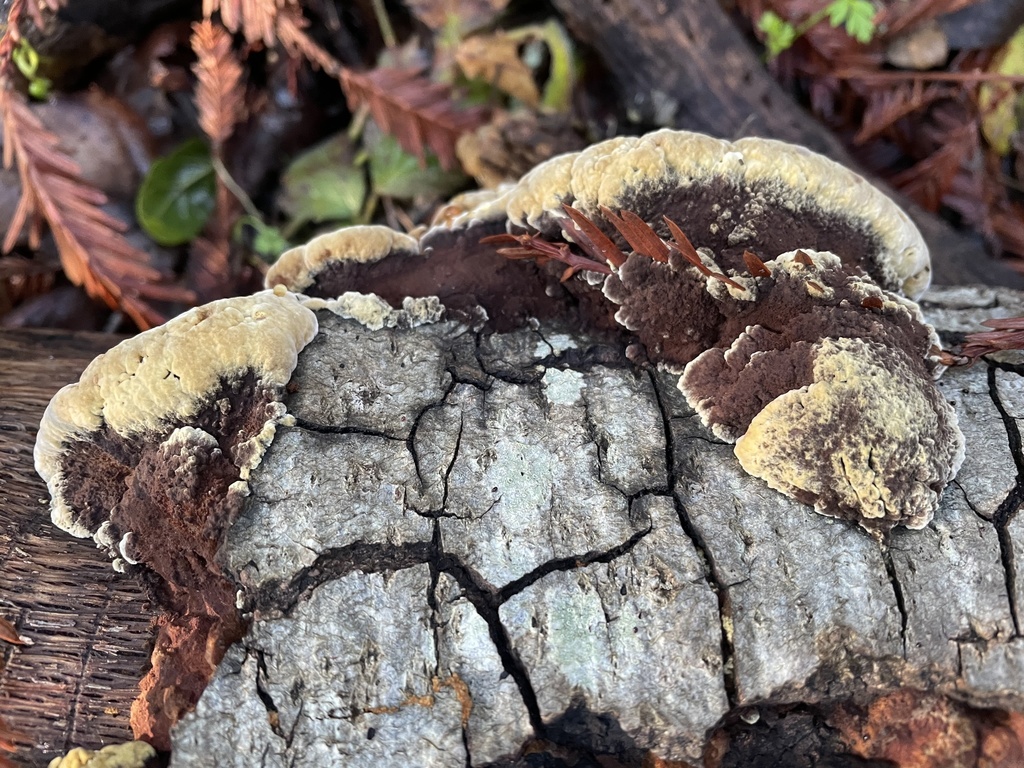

[33,288,318,746]
[264,128,962,534]
[31,127,969,748]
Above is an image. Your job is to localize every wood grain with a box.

[0,330,156,768]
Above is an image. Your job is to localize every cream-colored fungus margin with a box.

[34,288,318,538]
[734,336,965,530]
[301,292,446,330]
[47,740,156,768]
[35,129,955,537]
[266,225,419,293]
[449,129,930,298]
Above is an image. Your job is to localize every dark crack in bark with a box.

[424,523,475,768]
[432,536,547,739]
[495,519,653,604]
[291,417,405,441]
[407,377,461,501]
[879,546,909,659]
[246,541,437,617]
[650,372,737,709]
[986,363,1024,636]
[253,649,286,741]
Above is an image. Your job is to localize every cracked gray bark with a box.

[170,287,1024,767]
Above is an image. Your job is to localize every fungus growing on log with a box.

[33,289,318,747]
[31,128,969,745]
[266,129,962,532]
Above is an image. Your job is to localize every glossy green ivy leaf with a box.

[368,133,467,200]
[136,139,216,246]
[278,132,367,233]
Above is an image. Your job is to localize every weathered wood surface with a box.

[0,329,156,767]
[550,0,1024,291]
[158,286,1024,766]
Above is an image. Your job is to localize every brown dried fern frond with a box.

[990,202,1024,260]
[203,0,293,47]
[26,0,63,28]
[205,2,484,170]
[191,19,246,151]
[875,0,981,40]
[959,317,1024,360]
[0,0,194,327]
[890,119,977,211]
[274,7,487,167]
[855,81,957,143]
[0,88,195,328]
[275,5,342,76]
[340,65,488,170]
[190,20,247,301]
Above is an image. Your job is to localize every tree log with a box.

[550,0,1024,291]
[4,286,1024,766]
[158,286,1022,767]
[0,330,156,767]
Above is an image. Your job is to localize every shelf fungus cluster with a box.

[268,129,964,533]
[33,127,965,745]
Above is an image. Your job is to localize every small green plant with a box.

[12,38,52,99]
[758,0,877,58]
[136,139,217,246]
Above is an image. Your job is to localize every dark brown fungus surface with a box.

[266,222,582,332]
[463,130,931,297]
[34,290,318,748]
[259,129,963,532]
[602,243,962,532]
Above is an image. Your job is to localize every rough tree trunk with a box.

[3,287,1024,766]
[164,286,1023,767]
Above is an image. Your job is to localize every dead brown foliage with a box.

[960,316,1024,359]
[340,66,488,169]
[740,0,1024,269]
[192,20,246,152]
[188,19,247,300]
[0,0,196,327]
[0,88,194,328]
[25,0,61,28]
[203,0,293,47]
[201,0,486,170]
[0,255,56,315]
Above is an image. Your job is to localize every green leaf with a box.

[235,215,291,260]
[537,21,576,112]
[12,39,39,79]
[14,38,53,100]
[27,77,52,100]
[136,138,217,246]
[980,24,1024,155]
[758,11,797,58]
[368,132,467,200]
[278,132,367,232]
[827,0,876,44]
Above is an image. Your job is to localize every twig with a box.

[834,69,1024,85]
